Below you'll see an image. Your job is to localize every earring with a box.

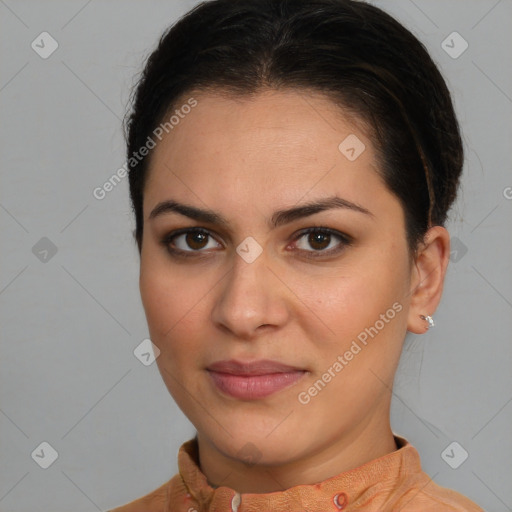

[420,314,435,329]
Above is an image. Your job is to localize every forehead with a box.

[143,89,394,222]
[150,88,371,162]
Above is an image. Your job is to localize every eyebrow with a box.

[148,195,373,229]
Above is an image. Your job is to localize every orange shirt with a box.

[108,435,483,512]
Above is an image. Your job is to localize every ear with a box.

[407,226,450,334]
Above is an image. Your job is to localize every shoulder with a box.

[394,474,484,512]
[381,435,484,512]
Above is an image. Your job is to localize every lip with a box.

[207,359,304,375]
[206,359,307,400]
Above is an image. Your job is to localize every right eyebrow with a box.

[148,195,373,229]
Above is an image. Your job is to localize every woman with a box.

[110,0,483,510]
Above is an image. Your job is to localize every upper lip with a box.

[207,359,305,375]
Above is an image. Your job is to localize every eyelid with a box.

[160,226,352,258]
[161,227,223,257]
[292,226,352,243]
[290,227,353,258]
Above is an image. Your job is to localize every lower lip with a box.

[207,370,306,399]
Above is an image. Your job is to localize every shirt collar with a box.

[175,435,423,512]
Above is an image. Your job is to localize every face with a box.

[139,89,414,466]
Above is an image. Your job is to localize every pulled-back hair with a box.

[124,0,464,253]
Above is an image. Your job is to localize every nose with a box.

[211,248,290,339]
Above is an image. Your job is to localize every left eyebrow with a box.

[270,196,373,227]
[148,195,373,229]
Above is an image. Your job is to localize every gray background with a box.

[0,0,511,511]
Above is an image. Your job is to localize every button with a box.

[231,492,241,512]
[333,492,348,510]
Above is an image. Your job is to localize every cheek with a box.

[139,265,205,407]
[139,260,214,366]
[296,252,408,338]
[139,259,188,343]
[291,247,410,388]
[140,267,172,335]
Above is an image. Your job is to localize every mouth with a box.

[206,359,307,400]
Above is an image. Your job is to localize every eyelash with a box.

[160,226,353,260]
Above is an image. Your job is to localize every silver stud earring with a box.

[420,314,435,329]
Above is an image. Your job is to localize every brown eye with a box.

[162,228,222,255]
[293,227,352,258]
[185,231,209,250]
[307,231,331,251]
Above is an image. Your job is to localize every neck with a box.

[196,416,397,494]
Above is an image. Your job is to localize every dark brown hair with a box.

[124,0,464,253]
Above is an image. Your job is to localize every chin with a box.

[201,418,310,467]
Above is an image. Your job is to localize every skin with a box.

[138,88,450,493]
